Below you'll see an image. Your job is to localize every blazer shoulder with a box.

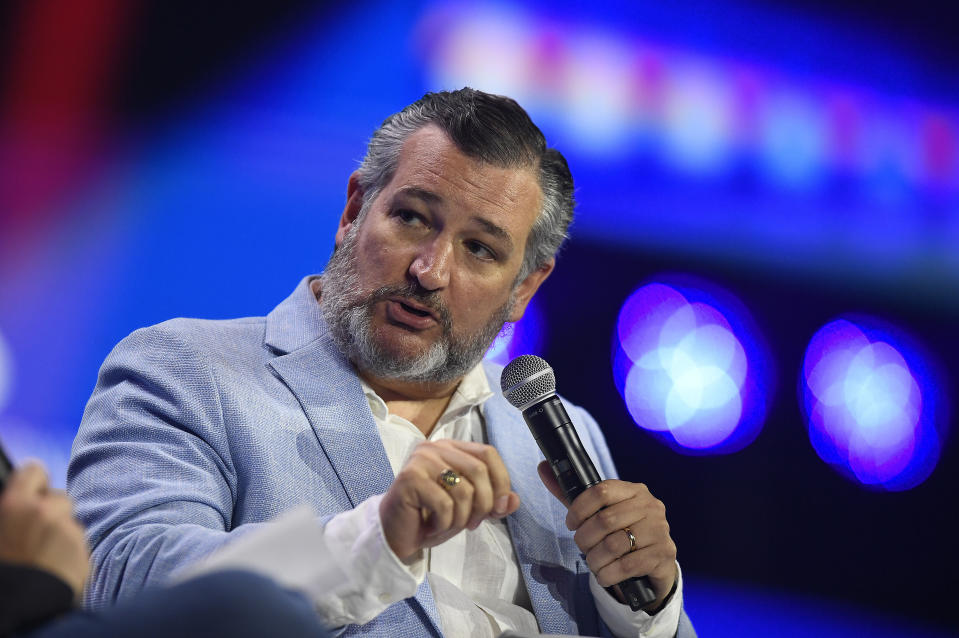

[117,316,266,354]
[100,316,271,384]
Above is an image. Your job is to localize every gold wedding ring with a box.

[438,469,461,490]
[624,527,637,553]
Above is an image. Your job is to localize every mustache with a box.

[363,282,453,331]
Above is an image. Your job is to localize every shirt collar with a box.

[360,363,495,424]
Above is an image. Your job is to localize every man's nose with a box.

[409,238,452,291]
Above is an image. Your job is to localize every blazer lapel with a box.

[267,335,394,508]
[266,293,444,637]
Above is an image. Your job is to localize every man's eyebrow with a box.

[395,186,442,204]
[472,216,513,246]
[395,186,514,246]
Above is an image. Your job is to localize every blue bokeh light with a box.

[801,318,946,490]
[485,299,545,367]
[760,90,829,189]
[613,280,770,454]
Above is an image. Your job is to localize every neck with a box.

[313,278,467,436]
[359,371,463,437]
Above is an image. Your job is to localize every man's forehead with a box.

[387,124,542,225]
[395,125,460,174]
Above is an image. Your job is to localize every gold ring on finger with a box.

[624,527,637,553]
[438,469,461,490]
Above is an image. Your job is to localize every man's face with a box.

[321,124,553,385]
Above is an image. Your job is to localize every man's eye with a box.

[395,209,423,226]
[466,240,496,261]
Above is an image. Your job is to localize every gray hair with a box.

[355,88,575,281]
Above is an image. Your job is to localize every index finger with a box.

[565,480,638,530]
[450,441,514,507]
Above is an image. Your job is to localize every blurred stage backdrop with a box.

[1,0,957,635]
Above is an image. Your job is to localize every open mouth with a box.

[399,301,432,318]
[385,297,440,330]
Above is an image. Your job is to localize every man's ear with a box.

[335,171,366,248]
[507,258,555,323]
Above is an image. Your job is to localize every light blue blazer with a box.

[68,277,694,637]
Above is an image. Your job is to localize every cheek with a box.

[452,283,509,321]
[357,236,410,280]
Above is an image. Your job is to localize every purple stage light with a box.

[613,280,769,454]
[801,318,946,490]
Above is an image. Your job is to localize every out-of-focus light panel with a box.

[801,319,946,490]
[760,90,828,188]
[485,299,545,367]
[661,62,735,174]
[419,3,959,196]
[613,281,769,454]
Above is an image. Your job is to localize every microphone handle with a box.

[523,397,658,611]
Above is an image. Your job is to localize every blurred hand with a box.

[380,440,520,561]
[0,463,90,597]
[538,461,677,611]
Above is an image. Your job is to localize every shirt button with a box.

[379,593,390,604]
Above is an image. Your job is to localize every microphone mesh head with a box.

[500,354,556,409]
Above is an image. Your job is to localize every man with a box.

[69,89,695,637]
[1,463,329,637]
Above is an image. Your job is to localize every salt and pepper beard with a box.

[319,212,516,385]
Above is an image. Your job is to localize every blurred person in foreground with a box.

[0,462,328,637]
[68,88,696,637]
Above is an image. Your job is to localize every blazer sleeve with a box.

[67,322,269,609]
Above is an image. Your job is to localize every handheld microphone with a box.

[501,354,657,611]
